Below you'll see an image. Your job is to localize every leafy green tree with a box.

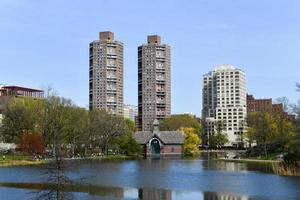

[273,113,294,146]
[63,107,88,156]
[245,127,256,148]
[43,95,74,157]
[160,114,202,135]
[181,127,201,156]
[118,135,141,156]
[1,97,44,142]
[209,121,229,148]
[247,112,278,157]
[109,118,140,156]
[89,109,127,155]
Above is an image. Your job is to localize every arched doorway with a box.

[151,139,160,155]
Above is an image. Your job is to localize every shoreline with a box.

[217,158,280,163]
[0,155,139,167]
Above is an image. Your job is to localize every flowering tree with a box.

[17,133,45,155]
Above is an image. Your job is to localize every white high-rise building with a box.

[202,65,247,147]
[123,104,138,122]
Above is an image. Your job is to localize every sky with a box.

[0,0,300,116]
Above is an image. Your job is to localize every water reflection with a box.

[0,182,265,200]
[203,191,251,200]
[202,152,273,173]
[139,187,171,200]
[0,156,299,199]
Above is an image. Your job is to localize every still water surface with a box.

[0,155,299,200]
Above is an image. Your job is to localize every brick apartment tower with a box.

[137,35,171,131]
[89,31,123,115]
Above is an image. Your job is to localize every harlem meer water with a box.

[0,154,300,200]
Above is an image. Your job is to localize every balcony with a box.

[156,76,165,81]
[107,86,116,91]
[107,74,117,80]
[156,88,165,92]
[156,99,165,104]
[156,111,165,116]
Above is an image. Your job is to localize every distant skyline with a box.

[1,0,300,116]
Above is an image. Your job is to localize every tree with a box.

[273,112,294,146]
[43,95,74,157]
[63,107,88,157]
[118,135,141,156]
[89,109,128,155]
[209,121,229,148]
[1,97,44,142]
[245,127,256,148]
[247,112,278,157]
[160,114,202,135]
[110,118,141,156]
[275,96,290,113]
[17,132,45,155]
[181,127,201,156]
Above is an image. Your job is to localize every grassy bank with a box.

[0,154,140,167]
[86,154,141,161]
[0,154,45,167]
[218,158,280,164]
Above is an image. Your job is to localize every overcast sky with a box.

[1,0,300,116]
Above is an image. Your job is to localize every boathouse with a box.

[133,120,184,157]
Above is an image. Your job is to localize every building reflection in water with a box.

[203,191,250,200]
[0,182,252,200]
[138,187,171,200]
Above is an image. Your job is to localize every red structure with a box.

[0,86,44,98]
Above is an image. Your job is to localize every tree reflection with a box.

[34,158,74,200]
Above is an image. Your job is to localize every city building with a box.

[137,35,171,131]
[0,85,44,126]
[202,65,247,147]
[133,120,184,157]
[247,94,295,120]
[123,104,138,122]
[89,31,123,115]
[247,94,273,113]
[0,85,44,98]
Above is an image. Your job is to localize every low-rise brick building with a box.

[133,120,184,157]
[246,94,296,120]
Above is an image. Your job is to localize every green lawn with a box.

[0,154,45,167]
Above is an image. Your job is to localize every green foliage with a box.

[246,111,296,157]
[160,114,202,135]
[208,121,229,148]
[1,97,45,142]
[118,135,141,156]
[273,113,294,144]
[124,118,135,135]
[209,133,229,148]
[0,92,135,158]
[182,127,201,156]
[284,152,300,162]
[247,112,278,156]
[88,109,128,155]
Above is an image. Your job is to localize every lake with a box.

[0,154,299,200]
